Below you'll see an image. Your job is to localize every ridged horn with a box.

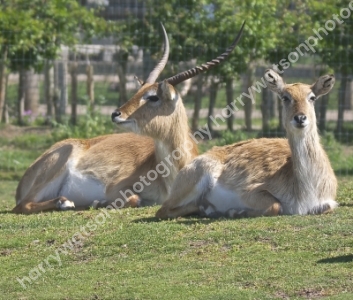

[144,23,170,84]
[166,21,245,86]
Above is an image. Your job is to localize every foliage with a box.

[0,0,107,72]
[126,1,277,80]
[215,130,256,146]
[51,112,115,141]
[132,1,207,61]
[308,1,353,75]
[199,0,282,78]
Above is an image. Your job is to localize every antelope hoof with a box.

[155,207,169,219]
[91,200,108,209]
[57,197,75,211]
[228,209,248,218]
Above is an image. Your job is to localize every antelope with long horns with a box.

[156,69,338,219]
[12,23,245,214]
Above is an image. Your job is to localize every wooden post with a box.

[207,79,219,133]
[86,62,94,112]
[44,61,53,119]
[70,61,78,125]
[17,69,25,125]
[261,86,272,133]
[336,76,347,133]
[225,78,234,132]
[24,69,40,116]
[242,66,255,132]
[277,95,284,133]
[318,94,329,132]
[53,61,61,123]
[58,47,68,120]
[0,46,8,123]
[192,75,203,132]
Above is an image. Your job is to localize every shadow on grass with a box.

[338,202,353,207]
[133,216,220,225]
[335,169,353,176]
[317,255,353,264]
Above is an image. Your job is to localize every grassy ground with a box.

[0,179,353,300]
[0,126,353,299]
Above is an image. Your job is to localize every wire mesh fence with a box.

[0,0,353,177]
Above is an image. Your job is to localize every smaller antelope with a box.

[156,69,338,219]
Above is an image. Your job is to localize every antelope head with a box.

[112,22,245,139]
[264,69,335,134]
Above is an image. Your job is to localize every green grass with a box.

[0,133,52,181]
[1,122,353,180]
[0,179,353,299]
[0,127,353,299]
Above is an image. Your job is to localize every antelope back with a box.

[264,69,335,133]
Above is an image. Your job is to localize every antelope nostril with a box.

[294,114,307,124]
[111,111,121,121]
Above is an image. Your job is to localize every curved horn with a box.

[144,23,170,84]
[166,21,245,86]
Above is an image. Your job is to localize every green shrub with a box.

[51,111,115,141]
[216,130,257,147]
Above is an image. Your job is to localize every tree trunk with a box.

[0,46,8,123]
[24,69,40,117]
[207,79,219,133]
[318,94,329,132]
[278,96,284,133]
[86,63,94,111]
[225,77,234,132]
[269,92,276,118]
[116,50,128,106]
[53,61,61,123]
[344,77,353,110]
[192,75,203,132]
[261,85,272,133]
[70,62,78,125]
[336,76,347,132]
[242,66,255,131]
[143,49,153,80]
[17,69,25,125]
[57,48,68,121]
[44,61,53,119]
[1,73,9,124]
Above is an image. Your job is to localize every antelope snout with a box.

[111,110,122,123]
[293,114,308,128]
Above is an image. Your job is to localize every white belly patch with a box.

[60,168,106,207]
[198,177,246,217]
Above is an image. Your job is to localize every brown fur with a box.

[13,83,198,214]
[156,70,338,219]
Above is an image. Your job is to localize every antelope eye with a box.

[309,95,317,101]
[147,95,159,102]
[282,95,290,102]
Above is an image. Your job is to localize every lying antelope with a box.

[156,69,338,219]
[12,23,245,214]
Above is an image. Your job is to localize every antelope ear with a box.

[264,69,285,95]
[157,80,178,102]
[311,74,335,98]
[134,75,144,86]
